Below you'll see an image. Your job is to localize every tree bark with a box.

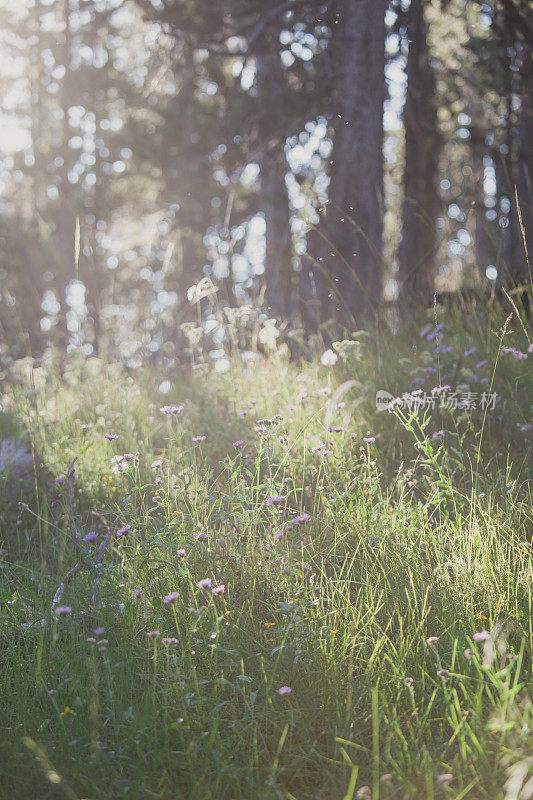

[398,0,441,301]
[302,0,387,328]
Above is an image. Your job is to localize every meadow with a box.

[1,300,532,799]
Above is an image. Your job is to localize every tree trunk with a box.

[255,45,293,319]
[398,0,441,301]
[510,42,532,287]
[303,0,386,328]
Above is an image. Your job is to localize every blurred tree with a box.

[397,0,441,301]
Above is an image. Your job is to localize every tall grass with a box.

[0,300,532,799]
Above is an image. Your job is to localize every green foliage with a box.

[1,302,531,798]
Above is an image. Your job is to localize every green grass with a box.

[1,302,532,799]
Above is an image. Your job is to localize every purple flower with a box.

[163,591,179,604]
[273,527,285,541]
[473,630,490,643]
[292,513,311,525]
[93,626,105,636]
[212,584,225,596]
[162,637,179,645]
[463,348,476,358]
[160,405,183,415]
[266,495,286,507]
[475,360,488,369]
[133,588,141,598]
[177,549,186,558]
[432,430,445,439]
[104,433,119,441]
[232,440,244,449]
[151,459,163,470]
[196,578,212,589]
[54,606,72,616]
[278,685,292,696]
[327,425,345,433]
[192,435,206,443]
[146,630,160,639]
[362,437,375,444]
[53,478,66,485]
[82,531,98,543]
[194,532,207,542]
[519,423,533,432]
[116,524,131,537]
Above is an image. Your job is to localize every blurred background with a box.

[0,0,531,369]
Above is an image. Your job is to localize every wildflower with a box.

[463,648,472,659]
[473,629,490,643]
[194,532,207,542]
[436,774,453,786]
[327,425,345,433]
[54,606,72,616]
[47,689,57,696]
[321,349,338,366]
[463,348,476,357]
[116,524,131,537]
[273,527,284,541]
[163,591,179,604]
[232,440,244,449]
[279,434,288,443]
[286,404,297,412]
[133,588,141,598]
[426,636,439,646]
[500,346,527,360]
[104,433,119,441]
[151,459,163,470]
[177,549,186,558]
[53,478,66,485]
[317,387,331,396]
[291,513,311,525]
[278,686,292,696]
[362,436,375,444]
[475,360,488,369]
[96,639,108,646]
[237,409,248,418]
[355,787,371,799]
[93,626,104,636]
[350,433,357,440]
[519,423,532,432]
[212,584,225,596]
[82,531,98,543]
[404,677,414,686]
[437,669,450,677]
[146,630,160,640]
[337,401,346,409]
[162,637,179,646]
[266,495,286,507]
[432,430,445,439]
[98,646,107,653]
[160,405,183,415]
[192,435,206,442]
[60,706,76,717]
[196,578,212,589]
[86,637,96,644]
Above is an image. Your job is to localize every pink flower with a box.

[82,531,98,543]
[278,686,292,696]
[54,606,72,616]
[196,578,212,589]
[212,584,225,596]
[160,405,183,415]
[473,630,490,643]
[292,513,311,525]
[266,495,286,507]
[163,591,179,604]
[146,630,160,640]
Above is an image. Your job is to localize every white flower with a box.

[320,349,338,366]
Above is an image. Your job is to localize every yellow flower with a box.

[263,622,275,627]
[60,706,76,717]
